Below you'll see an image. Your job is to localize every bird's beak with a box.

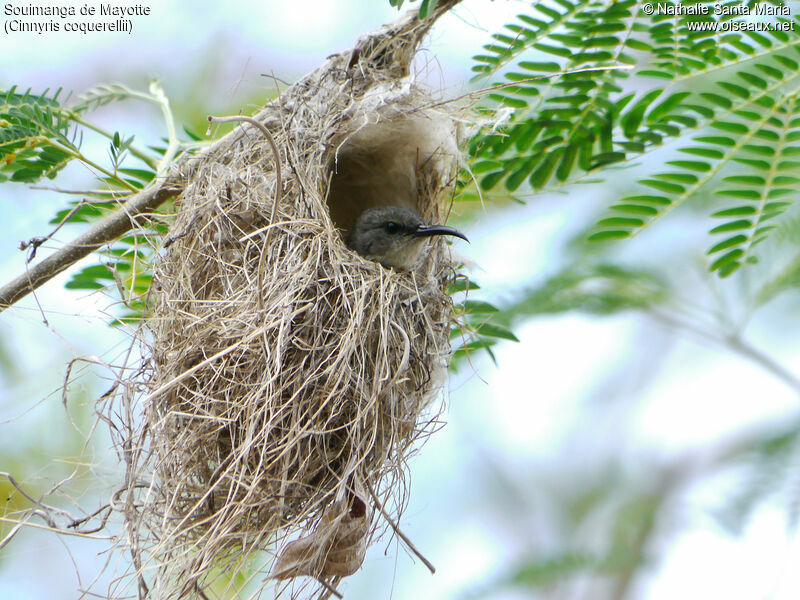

[413,224,469,243]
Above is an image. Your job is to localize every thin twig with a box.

[408,64,634,115]
[315,576,344,599]
[648,309,800,395]
[30,186,129,197]
[0,472,42,507]
[726,334,800,395]
[18,198,106,263]
[67,504,112,533]
[365,480,436,575]
[0,517,113,541]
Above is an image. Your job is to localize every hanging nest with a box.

[122,3,467,599]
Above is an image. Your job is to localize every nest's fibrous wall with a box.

[138,9,462,596]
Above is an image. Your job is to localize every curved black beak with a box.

[413,224,469,243]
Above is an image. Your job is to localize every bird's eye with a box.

[385,222,400,234]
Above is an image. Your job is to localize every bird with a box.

[346,205,468,270]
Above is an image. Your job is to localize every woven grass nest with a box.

[129,4,466,598]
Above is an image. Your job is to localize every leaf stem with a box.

[41,137,139,193]
[648,309,800,395]
[70,115,158,170]
[149,81,180,180]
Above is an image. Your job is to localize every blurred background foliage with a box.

[2,0,800,599]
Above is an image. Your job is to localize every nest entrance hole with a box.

[326,113,457,236]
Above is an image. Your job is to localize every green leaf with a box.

[666,160,711,172]
[710,219,752,234]
[717,82,750,99]
[597,217,645,227]
[610,204,658,215]
[0,87,78,182]
[710,248,745,272]
[711,121,749,135]
[505,155,542,190]
[723,175,766,185]
[118,167,155,182]
[534,43,573,58]
[451,338,498,368]
[620,195,671,205]
[700,93,732,109]
[754,63,784,80]
[418,0,439,19]
[461,300,500,314]
[654,172,698,185]
[640,179,685,194]
[637,70,676,80]
[621,89,663,137]
[475,322,520,342]
[480,171,505,190]
[737,72,767,89]
[530,149,563,189]
[723,188,763,200]
[588,230,631,241]
[694,136,736,147]
[774,55,799,70]
[590,152,626,169]
[556,142,579,181]
[626,39,652,51]
[679,147,724,159]
[648,92,691,122]
[519,61,562,72]
[712,207,756,217]
[708,235,747,253]
[448,278,480,294]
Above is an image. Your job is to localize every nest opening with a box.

[327,113,459,237]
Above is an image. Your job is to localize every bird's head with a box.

[346,205,468,270]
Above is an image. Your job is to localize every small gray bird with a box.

[346,205,468,270]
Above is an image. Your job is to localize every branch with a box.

[0,180,181,312]
[647,309,800,396]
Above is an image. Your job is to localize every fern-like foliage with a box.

[714,422,800,535]
[63,230,163,325]
[593,60,800,276]
[501,264,668,318]
[751,214,800,306]
[449,276,520,370]
[470,0,660,191]
[0,82,178,322]
[72,82,155,114]
[0,87,77,183]
[469,0,800,277]
[47,140,166,324]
